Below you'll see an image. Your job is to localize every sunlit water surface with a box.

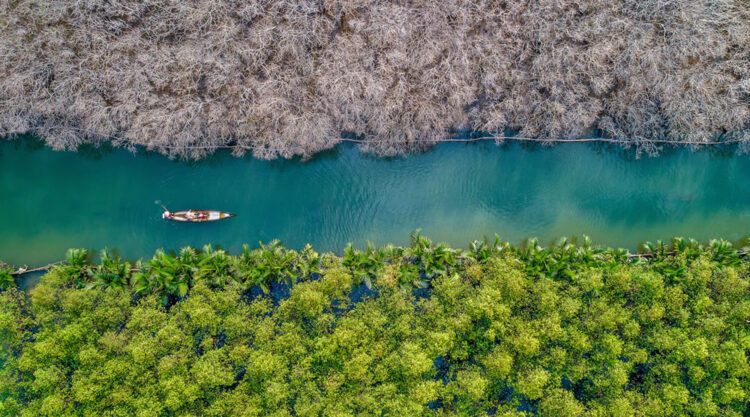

[1,139,748,266]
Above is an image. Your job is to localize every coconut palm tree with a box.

[296,244,322,279]
[238,240,298,292]
[343,242,384,288]
[671,237,701,258]
[407,229,432,263]
[377,243,405,264]
[87,249,131,291]
[709,239,741,266]
[395,260,422,291]
[132,248,198,304]
[195,244,239,288]
[423,243,456,278]
[467,235,507,264]
[62,248,90,288]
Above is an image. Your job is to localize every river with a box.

[1,138,748,266]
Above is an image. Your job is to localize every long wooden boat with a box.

[163,210,236,222]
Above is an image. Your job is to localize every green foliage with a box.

[131,247,198,304]
[195,244,238,289]
[239,240,304,292]
[86,249,131,291]
[61,248,89,287]
[0,265,14,290]
[0,237,748,416]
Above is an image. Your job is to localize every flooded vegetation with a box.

[1,0,747,158]
[1,1,748,414]
[1,237,747,415]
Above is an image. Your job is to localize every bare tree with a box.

[0,0,747,159]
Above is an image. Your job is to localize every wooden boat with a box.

[163,210,236,222]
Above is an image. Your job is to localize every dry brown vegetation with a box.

[0,0,748,159]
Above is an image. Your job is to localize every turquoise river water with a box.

[1,139,748,267]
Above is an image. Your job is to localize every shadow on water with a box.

[4,134,45,153]
[270,281,292,306]
[77,141,118,160]
[587,142,639,160]
[267,145,344,169]
[17,271,45,291]
[179,148,236,168]
[350,283,379,303]
[702,143,742,159]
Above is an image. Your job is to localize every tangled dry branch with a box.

[0,0,748,159]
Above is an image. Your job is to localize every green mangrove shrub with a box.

[0,265,14,290]
[0,236,747,416]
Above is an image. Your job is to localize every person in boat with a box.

[162,210,172,219]
[184,210,206,220]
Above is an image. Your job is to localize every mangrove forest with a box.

[1,0,748,416]
[1,0,748,158]
[0,236,748,416]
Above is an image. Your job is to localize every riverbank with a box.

[4,131,749,160]
[4,235,749,280]
[1,237,747,415]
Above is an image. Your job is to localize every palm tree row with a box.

[69,241,320,305]
[3,235,747,302]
